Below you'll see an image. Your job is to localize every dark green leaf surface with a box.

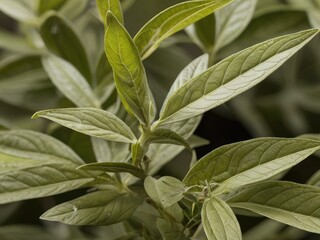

[78,162,147,179]
[158,29,319,125]
[0,164,94,204]
[104,12,156,125]
[134,0,234,59]
[184,138,320,192]
[33,108,137,143]
[41,189,142,225]
[202,197,242,240]
[40,13,92,83]
[227,181,320,234]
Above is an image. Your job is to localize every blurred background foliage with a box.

[0,0,319,239]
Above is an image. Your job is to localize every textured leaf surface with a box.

[144,176,185,208]
[40,13,92,83]
[214,0,257,51]
[42,55,100,108]
[157,219,187,240]
[104,12,155,125]
[134,0,234,59]
[0,130,84,165]
[78,162,146,179]
[227,181,320,234]
[158,29,319,125]
[33,108,136,143]
[41,189,142,225]
[202,197,242,240]
[96,0,123,24]
[0,164,94,204]
[184,138,320,192]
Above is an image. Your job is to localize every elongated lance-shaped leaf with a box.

[38,0,65,13]
[32,108,137,143]
[40,13,92,83]
[214,0,257,51]
[133,0,234,59]
[0,164,95,204]
[202,197,242,240]
[184,138,320,192]
[78,162,147,179]
[227,181,320,234]
[42,55,100,108]
[0,0,37,24]
[158,29,319,125]
[41,189,142,225]
[0,130,84,165]
[146,128,192,151]
[104,12,156,126]
[96,0,123,25]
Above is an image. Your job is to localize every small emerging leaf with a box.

[227,181,320,234]
[202,197,242,240]
[32,108,137,143]
[41,189,142,225]
[78,162,147,179]
[144,176,185,208]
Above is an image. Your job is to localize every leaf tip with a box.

[31,112,41,119]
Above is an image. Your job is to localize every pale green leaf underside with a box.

[144,176,185,208]
[0,164,94,204]
[202,197,242,240]
[0,130,84,165]
[32,108,136,143]
[42,55,100,108]
[227,181,320,234]
[184,138,320,191]
[41,189,141,225]
[96,0,123,24]
[134,0,234,59]
[214,0,257,51]
[159,29,319,125]
[104,12,155,125]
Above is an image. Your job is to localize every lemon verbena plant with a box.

[1,0,320,239]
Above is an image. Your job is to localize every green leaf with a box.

[0,130,84,165]
[78,162,147,179]
[144,176,185,208]
[184,138,320,193]
[104,12,156,126]
[214,0,257,51]
[202,197,242,240]
[0,0,37,24]
[58,0,89,20]
[40,13,92,83]
[41,189,142,225]
[158,29,319,125]
[156,219,187,240]
[32,108,137,143]
[227,181,320,234]
[0,164,94,204]
[133,0,234,59]
[38,0,65,14]
[146,128,191,151]
[96,0,123,25]
[42,54,100,108]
